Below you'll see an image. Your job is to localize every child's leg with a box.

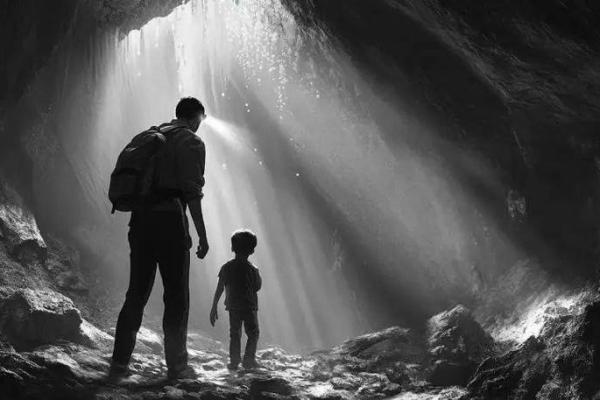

[242,311,260,363]
[228,311,243,366]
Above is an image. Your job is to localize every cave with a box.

[1,1,600,399]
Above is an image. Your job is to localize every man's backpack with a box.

[108,127,167,213]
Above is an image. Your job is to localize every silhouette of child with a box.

[210,229,262,370]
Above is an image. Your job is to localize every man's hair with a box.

[231,229,258,255]
[176,97,205,119]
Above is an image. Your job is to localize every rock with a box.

[332,326,426,364]
[467,337,551,399]
[249,377,295,396]
[187,332,226,354]
[137,326,163,354]
[0,344,108,399]
[0,288,83,350]
[428,360,473,388]
[330,374,363,390]
[164,385,186,399]
[44,236,88,292]
[426,305,494,386]
[78,319,113,350]
[202,359,225,370]
[389,387,468,399]
[0,177,47,263]
[0,333,15,352]
[468,301,600,399]
[107,325,165,355]
[307,327,428,398]
[0,285,15,300]
[55,271,88,292]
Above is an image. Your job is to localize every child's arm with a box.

[210,277,224,326]
[254,268,262,292]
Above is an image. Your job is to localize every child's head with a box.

[231,229,257,257]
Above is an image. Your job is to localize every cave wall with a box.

[281,0,600,279]
[0,0,186,204]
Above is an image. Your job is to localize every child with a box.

[210,229,262,370]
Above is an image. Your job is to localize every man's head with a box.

[231,229,258,257]
[176,97,206,132]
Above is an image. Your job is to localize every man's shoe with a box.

[227,362,239,371]
[168,364,197,380]
[242,359,263,370]
[108,361,130,380]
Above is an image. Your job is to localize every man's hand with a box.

[196,239,209,259]
[210,306,218,326]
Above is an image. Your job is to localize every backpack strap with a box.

[158,124,195,136]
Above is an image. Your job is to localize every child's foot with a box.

[227,362,239,371]
[242,359,263,370]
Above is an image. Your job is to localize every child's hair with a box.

[231,229,258,255]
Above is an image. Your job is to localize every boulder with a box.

[0,288,83,350]
[0,343,109,399]
[332,326,426,364]
[0,177,47,263]
[426,305,494,386]
[467,337,551,399]
[468,300,600,399]
[311,327,426,397]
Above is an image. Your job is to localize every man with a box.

[110,97,209,380]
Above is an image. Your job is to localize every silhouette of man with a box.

[110,97,209,380]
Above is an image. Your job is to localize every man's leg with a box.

[228,311,243,367]
[242,311,260,366]
[157,215,191,374]
[112,227,157,366]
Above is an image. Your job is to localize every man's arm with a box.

[210,277,224,326]
[178,135,209,259]
[188,198,208,259]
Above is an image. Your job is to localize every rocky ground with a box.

[3,280,600,400]
[0,288,473,400]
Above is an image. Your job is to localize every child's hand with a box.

[210,307,218,326]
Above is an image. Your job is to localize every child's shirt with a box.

[218,259,262,311]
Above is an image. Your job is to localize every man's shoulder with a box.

[157,122,204,146]
[179,135,205,161]
[174,129,204,147]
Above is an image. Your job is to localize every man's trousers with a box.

[112,208,191,372]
